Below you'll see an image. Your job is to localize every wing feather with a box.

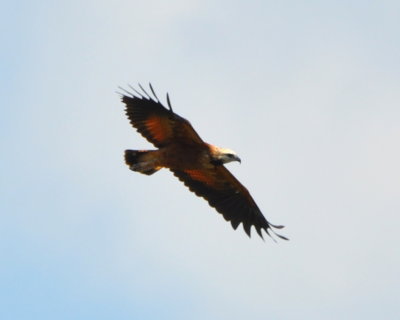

[121,85,203,148]
[171,166,288,240]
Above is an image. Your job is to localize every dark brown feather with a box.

[121,87,203,147]
[171,166,288,240]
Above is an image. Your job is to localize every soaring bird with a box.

[120,84,287,240]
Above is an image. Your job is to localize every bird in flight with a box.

[120,84,287,241]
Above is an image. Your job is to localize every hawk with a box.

[120,84,287,241]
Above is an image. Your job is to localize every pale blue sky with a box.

[1,1,400,319]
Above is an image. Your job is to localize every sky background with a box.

[1,1,400,319]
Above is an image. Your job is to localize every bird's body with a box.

[126,144,236,172]
[120,84,287,240]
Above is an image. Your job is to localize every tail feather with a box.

[125,150,161,175]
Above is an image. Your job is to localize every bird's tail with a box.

[124,150,161,175]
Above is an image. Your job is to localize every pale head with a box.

[213,147,241,164]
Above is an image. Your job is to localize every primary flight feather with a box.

[120,84,288,241]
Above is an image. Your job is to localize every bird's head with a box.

[213,147,241,164]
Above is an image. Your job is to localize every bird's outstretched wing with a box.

[120,84,203,148]
[171,166,288,240]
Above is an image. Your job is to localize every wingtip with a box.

[270,227,289,241]
[117,86,134,99]
[269,222,289,241]
[149,82,160,102]
[243,223,252,237]
[270,223,285,229]
[276,233,290,241]
[255,226,265,241]
[138,83,153,100]
[256,224,289,242]
[231,219,240,230]
[166,92,174,113]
